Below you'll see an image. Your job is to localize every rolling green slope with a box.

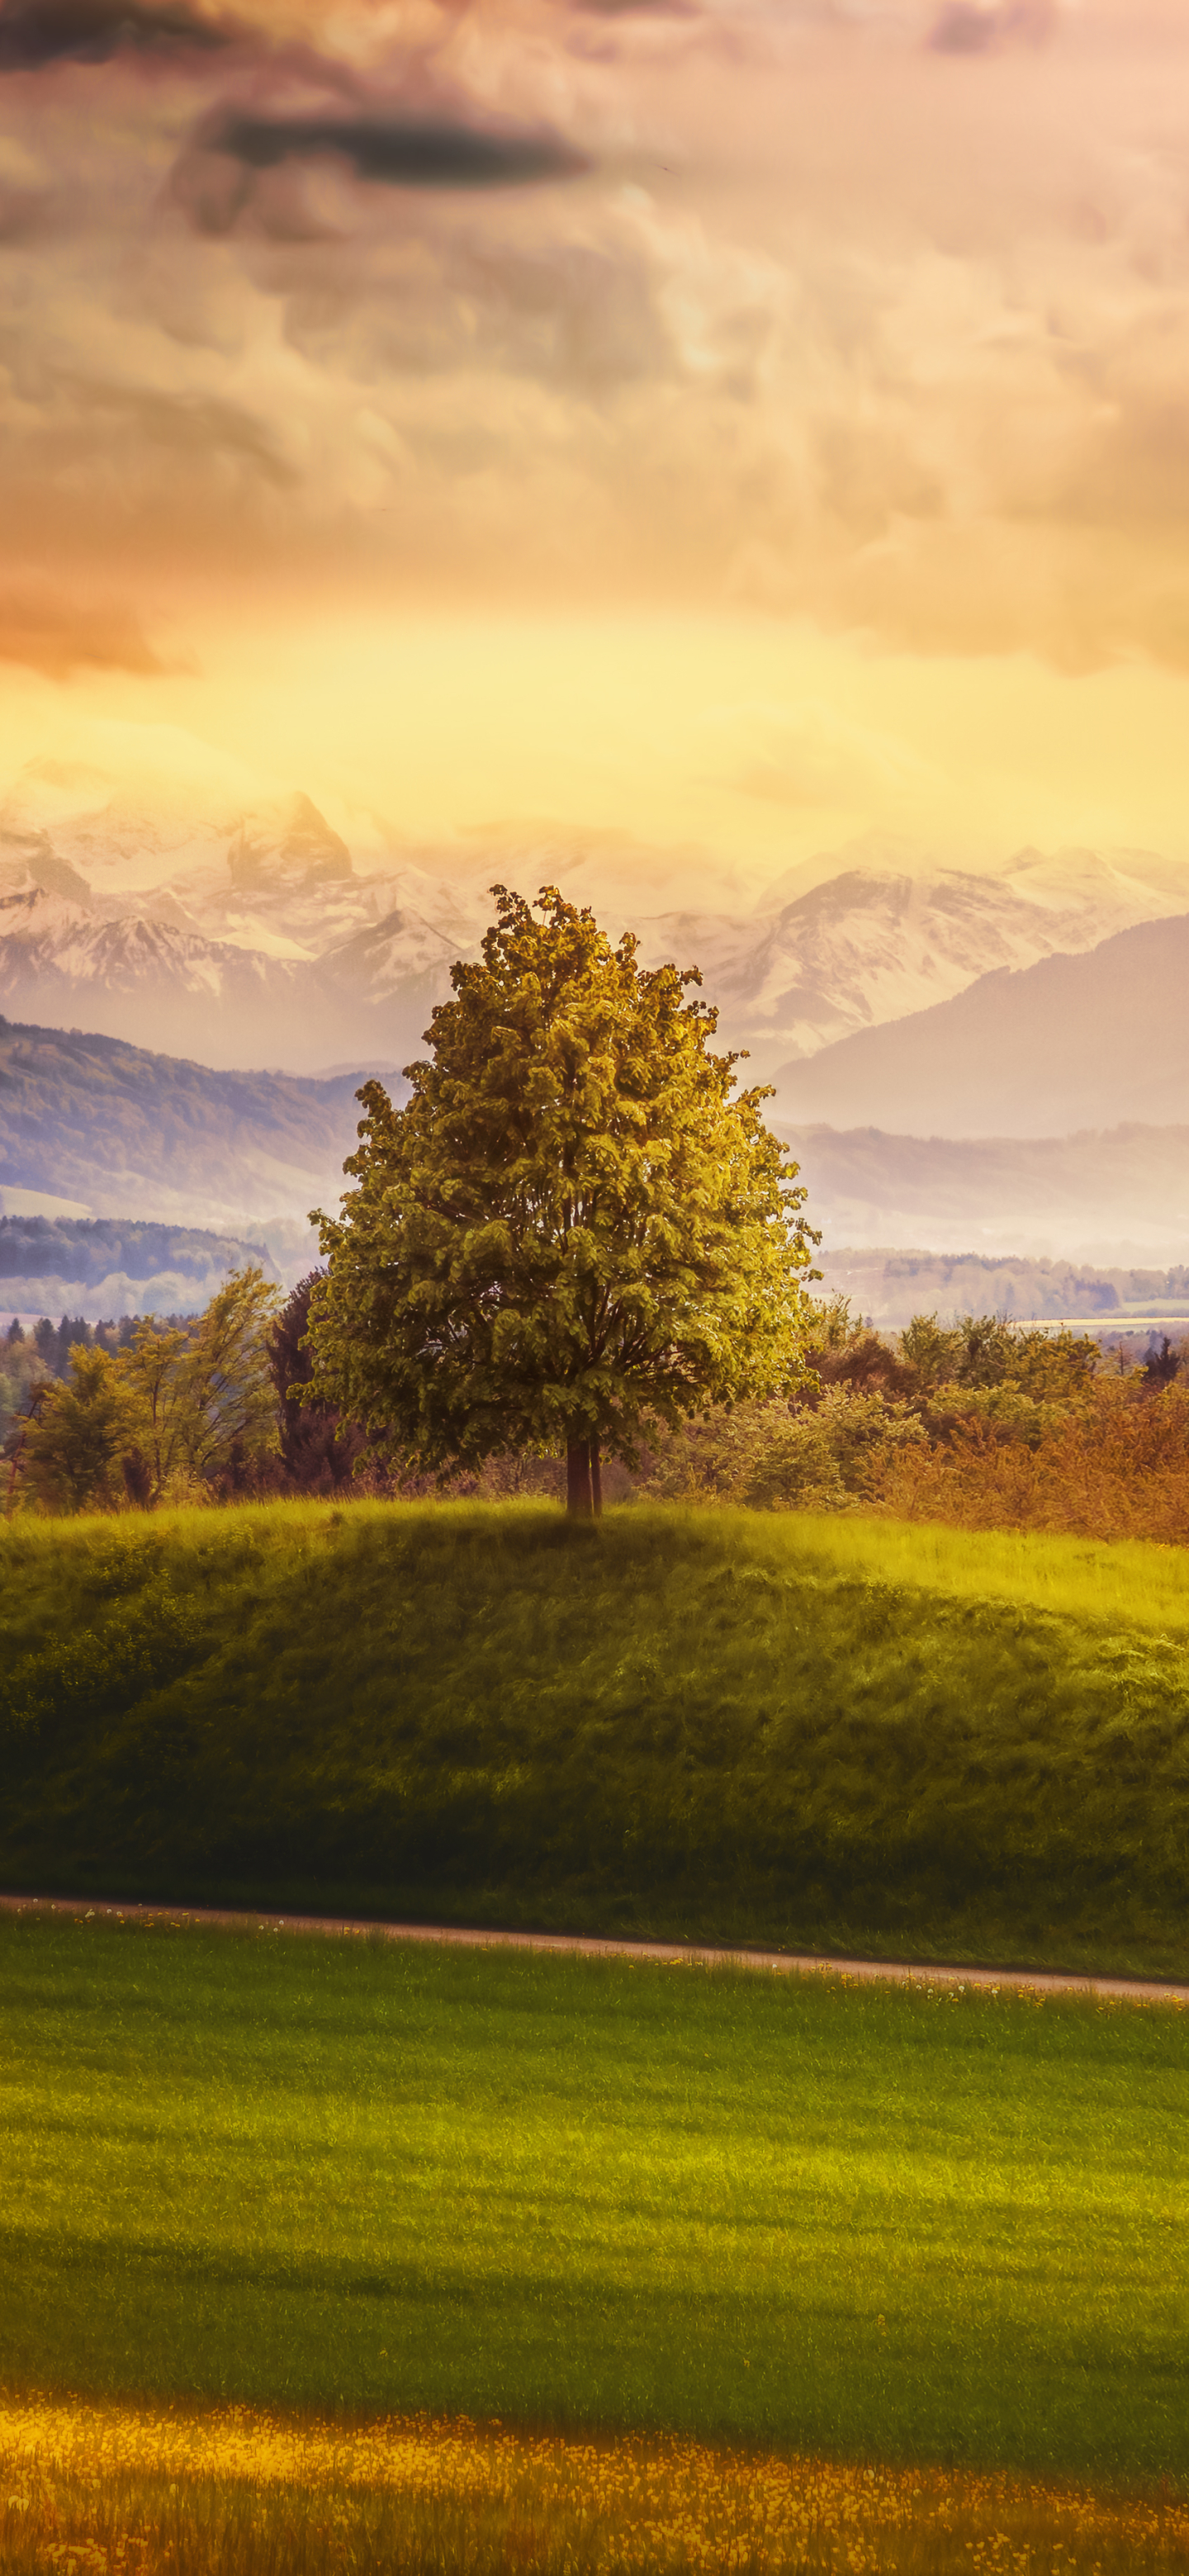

[2,1915,1186,2483]
[2,1502,1188,1975]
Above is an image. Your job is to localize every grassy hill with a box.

[2,1501,1187,1978]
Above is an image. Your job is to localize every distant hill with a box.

[0,1215,271,1286]
[0,1016,389,1235]
[775,916,1189,1136]
[0,1214,279,1324]
[781,1122,1189,1262]
[815,1246,1189,1331]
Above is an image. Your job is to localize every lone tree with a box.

[306,886,819,1515]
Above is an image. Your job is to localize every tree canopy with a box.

[306,886,819,1513]
[17,1266,281,1513]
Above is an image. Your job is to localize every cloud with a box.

[75,380,297,485]
[926,2,1058,52]
[10,0,1189,675]
[0,590,172,675]
[0,129,52,232]
[206,110,590,192]
[710,700,934,810]
[0,0,236,71]
[576,0,697,16]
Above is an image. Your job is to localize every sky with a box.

[3,0,1189,882]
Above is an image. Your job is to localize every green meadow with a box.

[1,1913,1187,2487]
[2,1499,1189,1975]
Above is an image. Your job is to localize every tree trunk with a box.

[590,1433,603,1518]
[566,1439,594,1518]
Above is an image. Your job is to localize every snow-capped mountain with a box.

[674,844,1189,1071]
[2,752,1187,1080]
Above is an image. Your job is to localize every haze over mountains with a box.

[2,752,1187,1082]
[813,1248,1189,1334]
[778,916,1189,1139]
[0,1215,283,1331]
[783,1125,1189,1267]
[0,1018,368,1237]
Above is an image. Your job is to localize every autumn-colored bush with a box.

[878,1378,1189,1542]
[633,1309,1189,1546]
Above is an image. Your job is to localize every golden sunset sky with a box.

[3,0,1189,882]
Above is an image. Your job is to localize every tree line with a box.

[5,1266,1187,1540]
[2,1271,362,1515]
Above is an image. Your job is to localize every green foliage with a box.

[308,888,817,1500]
[901,1314,1103,1452]
[639,1386,927,1508]
[621,1306,1103,1515]
[121,1266,282,1497]
[20,1346,141,1516]
[998,1324,1101,1399]
[14,1266,281,1513]
[896,1311,961,1389]
[630,1305,1135,1522]
[2,1916,1187,2484]
[0,1325,52,1453]
[895,1312,1099,1399]
[2,1501,1189,1977]
[921,1378,1077,1453]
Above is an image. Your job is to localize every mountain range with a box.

[4,746,1189,1299]
[7,1002,1187,1280]
[2,753,1187,1082]
[777,915,1189,1137]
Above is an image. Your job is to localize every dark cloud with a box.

[576,0,696,15]
[928,6,998,50]
[0,0,236,70]
[211,111,590,192]
[927,2,1055,50]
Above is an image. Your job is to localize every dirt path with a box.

[2,1890,1187,2005]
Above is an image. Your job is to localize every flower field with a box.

[3,2396,1189,2576]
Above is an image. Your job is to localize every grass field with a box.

[3,1499,1189,1976]
[2,1914,1187,2491]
